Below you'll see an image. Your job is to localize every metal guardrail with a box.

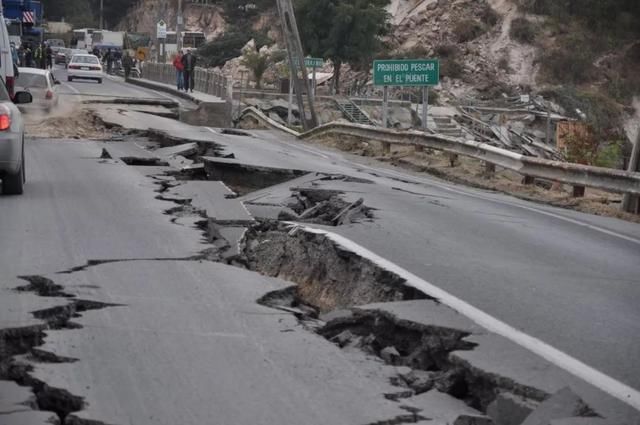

[239,107,640,195]
[140,62,229,99]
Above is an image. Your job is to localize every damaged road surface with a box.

[2,71,640,424]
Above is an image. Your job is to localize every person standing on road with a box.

[24,44,33,67]
[34,44,42,68]
[181,49,196,93]
[104,48,113,74]
[45,45,53,69]
[92,46,101,59]
[122,51,133,79]
[17,44,25,67]
[39,44,47,69]
[173,50,184,91]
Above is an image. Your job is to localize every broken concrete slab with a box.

[202,156,309,195]
[487,392,538,425]
[401,390,485,425]
[521,387,591,425]
[549,418,609,425]
[154,143,199,158]
[167,181,254,224]
[454,414,495,425]
[0,410,60,425]
[358,299,483,335]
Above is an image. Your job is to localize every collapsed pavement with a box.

[4,97,638,425]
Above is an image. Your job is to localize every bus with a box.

[71,28,98,50]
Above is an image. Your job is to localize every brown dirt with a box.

[24,107,112,140]
[312,135,640,223]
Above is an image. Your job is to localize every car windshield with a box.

[16,73,48,89]
[72,56,99,64]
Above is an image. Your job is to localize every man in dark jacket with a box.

[45,45,53,69]
[181,49,196,93]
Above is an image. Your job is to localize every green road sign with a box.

[373,59,439,86]
[304,57,323,68]
[290,57,323,68]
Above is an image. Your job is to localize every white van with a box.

[0,14,16,98]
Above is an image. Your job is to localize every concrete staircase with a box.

[433,116,464,138]
[335,98,376,126]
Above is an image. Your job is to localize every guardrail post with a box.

[483,162,495,178]
[572,185,586,197]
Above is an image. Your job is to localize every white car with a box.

[0,83,33,195]
[67,54,103,83]
[16,68,60,112]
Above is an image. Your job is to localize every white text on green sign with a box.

[304,58,323,68]
[373,59,439,86]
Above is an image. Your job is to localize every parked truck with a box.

[2,0,44,46]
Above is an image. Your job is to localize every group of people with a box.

[172,50,197,93]
[16,43,54,69]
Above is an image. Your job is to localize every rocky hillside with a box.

[117,0,226,40]
[119,0,640,142]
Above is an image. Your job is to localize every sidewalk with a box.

[127,76,225,105]
[127,76,232,127]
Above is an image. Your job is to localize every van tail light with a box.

[0,105,12,131]
[45,90,53,99]
[6,76,15,99]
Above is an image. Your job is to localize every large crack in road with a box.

[4,98,637,424]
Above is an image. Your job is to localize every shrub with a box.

[453,19,486,43]
[441,58,464,79]
[510,17,536,44]
[434,44,459,58]
[539,35,597,85]
[480,4,500,27]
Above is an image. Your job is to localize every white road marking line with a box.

[61,83,80,94]
[289,223,640,411]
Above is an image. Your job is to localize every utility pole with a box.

[622,128,640,214]
[276,0,318,130]
[99,0,104,30]
[177,0,184,51]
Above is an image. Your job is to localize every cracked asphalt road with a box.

[1,69,640,423]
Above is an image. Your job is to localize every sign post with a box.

[304,57,323,96]
[373,59,439,130]
[382,86,389,128]
[156,19,167,63]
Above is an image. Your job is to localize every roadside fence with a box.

[140,62,229,99]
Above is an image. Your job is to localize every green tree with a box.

[241,48,271,89]
[295,0,390,92]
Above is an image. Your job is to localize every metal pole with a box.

[100,0,104,30]
[288,76,294,125]
[422,86,428,131]
[622,128,640,214]
[546,109,552,145]
[177,0,184,51]
[382,86,389,128]
[312,67,317,97]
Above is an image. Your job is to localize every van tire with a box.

[67,76,73,82]
[96,78,102,84]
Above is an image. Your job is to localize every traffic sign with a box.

[156,20,167,39]
[304,57,323,68]
[291,57,324,68]
[373,59,439,86]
